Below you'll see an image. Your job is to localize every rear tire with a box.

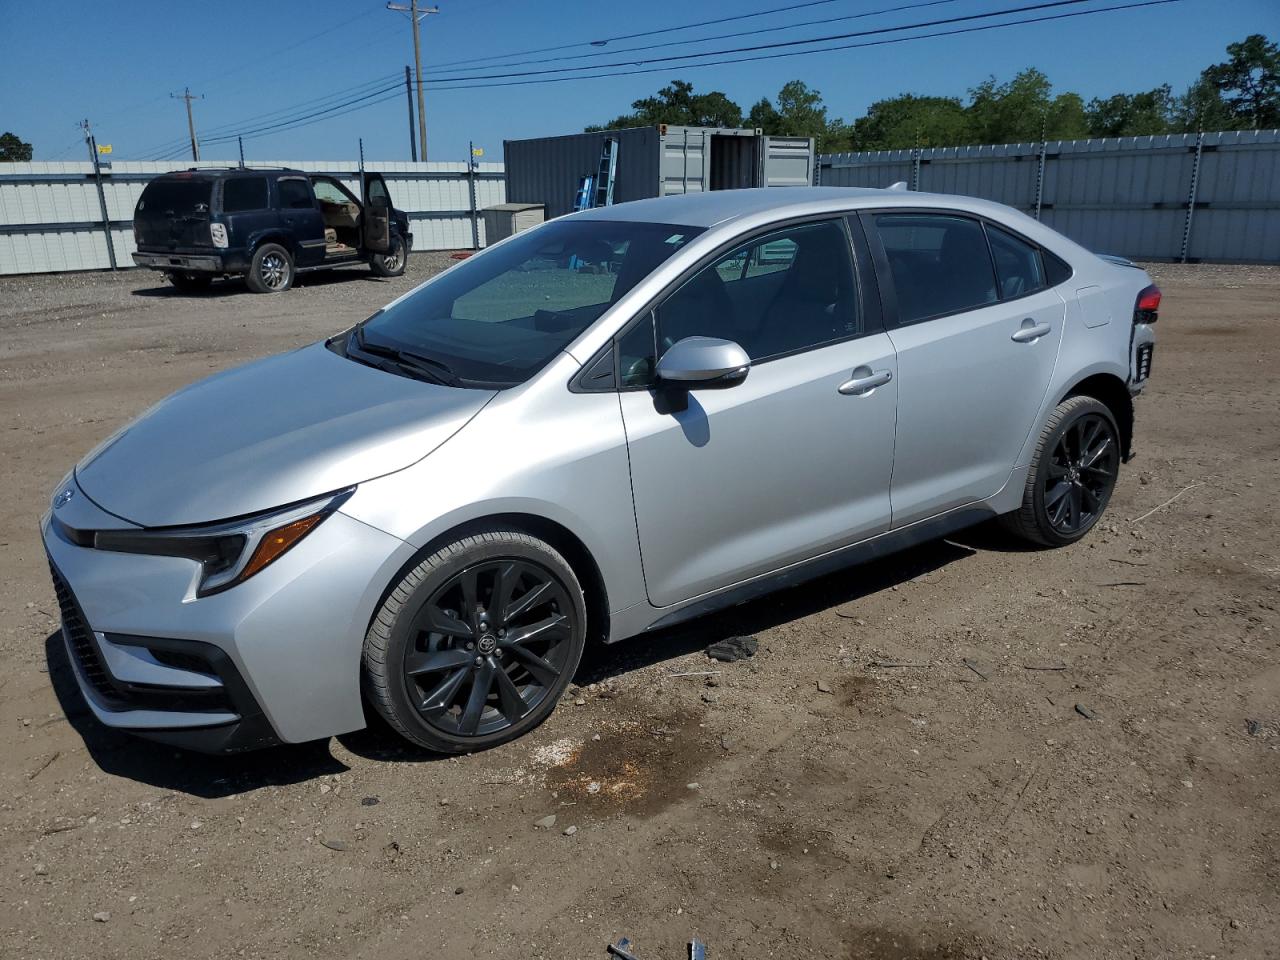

[167,272,212,294]
[362,528,587,754]
[246,243,294,294]
[1000,395,1121,547]
[369,234,406,278]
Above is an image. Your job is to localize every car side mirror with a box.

[655,336,750,390]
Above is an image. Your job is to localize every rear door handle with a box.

[1011,319,1052,343]
[838,368,892,395]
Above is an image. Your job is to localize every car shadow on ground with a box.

[48,529,989,793]
[130,267,389,299]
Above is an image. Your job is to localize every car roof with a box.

[573,186,1003,228]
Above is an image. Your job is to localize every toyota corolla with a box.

[42,187,1158,754]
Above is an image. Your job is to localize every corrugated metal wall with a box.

[0,159,506,275]
[819,129,1280,263]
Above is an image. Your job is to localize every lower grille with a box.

[48,563,116,701]
[1136,343,1155,381]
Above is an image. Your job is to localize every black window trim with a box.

[860,207,1077,330]
[571,211,885,394]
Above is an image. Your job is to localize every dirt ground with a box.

[0,257,1277,960]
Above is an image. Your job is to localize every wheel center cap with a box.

[1068,465,1080,482]
[477,633,498,655]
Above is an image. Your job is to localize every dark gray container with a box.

[503,125,814,219]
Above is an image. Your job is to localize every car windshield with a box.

[353,219,704,387]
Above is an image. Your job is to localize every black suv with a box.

[131,168,412,293]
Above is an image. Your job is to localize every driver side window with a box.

[639,219,859,382]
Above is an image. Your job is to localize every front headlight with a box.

[92,489,353,597]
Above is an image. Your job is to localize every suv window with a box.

[653,219,860,367]
[873,213,998,324]
[137,178,211,215]
[986,224,1046,299]
[221,177,268,213]
[313,179,352,205]
[276,178,315,210]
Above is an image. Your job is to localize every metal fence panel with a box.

[0,159,506,275]
[819,129,1280,263]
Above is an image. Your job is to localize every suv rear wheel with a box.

[246,243,294,294]
[369,234,406,278]
[1001,395,1121,547]
[362,528,586,753]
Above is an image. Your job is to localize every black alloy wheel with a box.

[1001,395,1122,547]
[403,560,575,737]
[362,528,587,753]
[1042,412,1119,536]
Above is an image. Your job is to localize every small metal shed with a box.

[481,202,545,244]
[503,126,815,219]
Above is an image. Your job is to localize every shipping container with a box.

[503,126,815,220]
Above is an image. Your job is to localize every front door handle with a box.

[838,367,893,395]
[1011,319,1052,343]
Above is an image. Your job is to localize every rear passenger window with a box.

[986,224,1045,299]
[276,179,314,210]
[656,219,860,364]
[221,177,268,213]
[873,214,997,324]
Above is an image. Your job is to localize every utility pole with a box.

[404,65,418,161]
[80,119,117,270]
[171,87,204,162]
[386,1,438,160]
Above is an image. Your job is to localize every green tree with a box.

[848,94,969,149]
[1200,33,1280,128]
[1172,76,1241,132]
[586,79,743,131]
[747,80,850,152]
[967,68,1088,143]
[1086,85,1175,137]
[0,131,33,162]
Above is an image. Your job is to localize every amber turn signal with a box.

[239,514,324,582]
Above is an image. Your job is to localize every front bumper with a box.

[132,251,225,273]
[41,482,417,752]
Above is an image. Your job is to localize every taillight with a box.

[210,222,228,248]
[1134,284,1160,324]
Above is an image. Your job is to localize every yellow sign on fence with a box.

[97,144,112,155]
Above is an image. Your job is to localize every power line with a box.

[425,0,963,75]
[425,0,1109,84]
[428,0,1182,91]
[200,85,406,146]
[430,0,854,70]
[135,72,404,159]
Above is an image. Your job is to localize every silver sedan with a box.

[41,187,1158,753]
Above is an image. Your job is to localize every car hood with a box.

[75,342,495,527]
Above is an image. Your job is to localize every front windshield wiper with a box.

[349,326,462,387]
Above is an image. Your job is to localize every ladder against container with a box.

[573,175,596,212]
[594,138,619,207]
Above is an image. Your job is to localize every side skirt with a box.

[626,505,995,638]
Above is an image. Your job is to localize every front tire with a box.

[246,243,294,294]
[1000,395,1121,547]
[369,234,407,278]
[362,528,587,753]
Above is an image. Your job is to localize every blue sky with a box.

[0,0,1275,164]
